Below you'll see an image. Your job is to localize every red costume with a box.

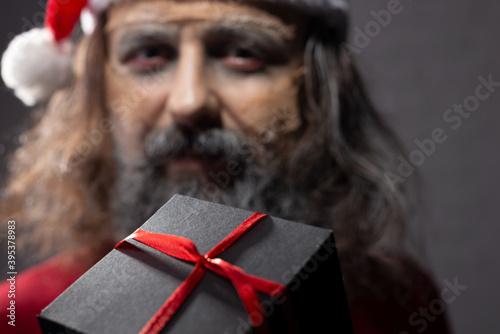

[0,251,450,334]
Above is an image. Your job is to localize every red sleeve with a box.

[347,253,452,334]
[0,253,89,334]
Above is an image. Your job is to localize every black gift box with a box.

[38,195,353,334]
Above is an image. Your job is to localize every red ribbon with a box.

[115,212,286,334]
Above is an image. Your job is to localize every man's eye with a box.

[221,48,265,72]
[125,45,176,71]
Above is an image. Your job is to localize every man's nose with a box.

[166,41,220,130]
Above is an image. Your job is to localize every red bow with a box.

[115,212,286,334]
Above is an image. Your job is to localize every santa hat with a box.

[1,0,348,106]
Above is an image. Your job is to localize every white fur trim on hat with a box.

[81,0,126,35]
[89,0,123,13]
[1,28,73,106]
[80,8,98,35]
[1,0,349,106]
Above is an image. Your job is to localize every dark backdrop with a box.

[1,1,499,333]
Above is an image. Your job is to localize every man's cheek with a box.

[259,95,301,134]
[262,78,302,135]
[111,112,149,165]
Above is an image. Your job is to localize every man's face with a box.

[104,0,308,235]
[106,0,305,169]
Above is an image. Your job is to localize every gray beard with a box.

[111,127,309,240]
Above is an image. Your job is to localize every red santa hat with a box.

[1,0,348,106]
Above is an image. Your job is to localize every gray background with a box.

[0,1,498,333]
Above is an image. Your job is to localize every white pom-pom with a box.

[1,28,73,106]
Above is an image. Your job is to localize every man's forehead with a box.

[105,0,300,39]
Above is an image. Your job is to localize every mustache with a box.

[145,126,253,167]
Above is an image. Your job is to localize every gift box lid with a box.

[39,195,353,333]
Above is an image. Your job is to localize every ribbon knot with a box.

[115,212,286,334]
[199,255,209,265]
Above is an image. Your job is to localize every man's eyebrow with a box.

[203,23,285,46]
[111,25,179,58]
[112,24,179,41]
[212,16,296,41]
[202,23,292,64]
[107,13,296,40]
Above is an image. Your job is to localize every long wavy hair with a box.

[1,12,414,299]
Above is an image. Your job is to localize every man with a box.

[0,0,450,333]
